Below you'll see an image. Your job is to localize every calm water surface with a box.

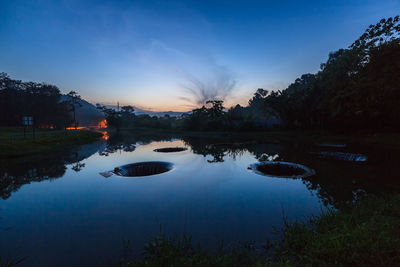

[1,132,400,266]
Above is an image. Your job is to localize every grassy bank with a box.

[0,127,103,158]
[123,194,400,266]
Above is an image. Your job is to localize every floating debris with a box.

[99,171,113,178]
[249,161,315,178]
[154,147,187,153]
[314,152,367,162]
[258,153,279,162]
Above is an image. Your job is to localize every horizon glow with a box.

[0,0,398,112]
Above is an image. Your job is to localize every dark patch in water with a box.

[210,142,256,148]
[154,147,188,153]
[314,152,367,162]
[318,143,347,148]
[249,161,315,178]
[113,161,174,177]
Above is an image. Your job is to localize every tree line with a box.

[102,16,400,132]
[2,16,398,132]
[0,73,82,129]
[257,16,400,130]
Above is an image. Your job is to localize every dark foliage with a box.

[66,91,82,129]
[97,104,180,130]
[262,16,400,130]
[16,16,397,133]
[0,73,72,128]
[123,194,400,266]
[110,16,400,132]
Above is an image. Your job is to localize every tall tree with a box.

[66,91,82,129]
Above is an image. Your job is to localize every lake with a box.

[1,131,400,266]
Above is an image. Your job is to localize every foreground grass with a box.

[0,127,102,158]
[277,194,400,266]
[121,234,285,267]
[0,257,26,267]
[122,195,400,266]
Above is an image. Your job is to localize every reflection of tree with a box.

[71,162,85,172]
[100,144,133,156]
[0,142,102,199]
[182,136,281,164]
[207,149,225,163]
[96,132,400,208]
[183,136,400,208]
[0,158,66,199]
[99,132,176,156]
[204,146,247,163]
[299,159,400,208]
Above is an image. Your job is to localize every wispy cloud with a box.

[138,39,237,108]
[179,68,236,106]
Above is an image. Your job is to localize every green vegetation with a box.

[121,234,283,267]
[0,73,80,129]
[123,195,400,266]
[96,104,180,131]
[261,16,400,130]
[2,16,399,133]
[0,127,102,158]
[276,195,400,266]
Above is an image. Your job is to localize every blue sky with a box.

[0,0,398,111]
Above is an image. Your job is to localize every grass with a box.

[121,234,286,267]
[122,194,400,266]
[0,257,27,267]
[0,127,102,158]
[277,194,400,266]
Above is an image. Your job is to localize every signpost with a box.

[22,116,35,138]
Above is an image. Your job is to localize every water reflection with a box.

[0,142,105,199]
[93,132,400,207]
[0,159,66,200]
[98,132,175,156]
[182,137,281,163]
[71,162,85,172]
[2,132,400,208]
[1,131,400,266]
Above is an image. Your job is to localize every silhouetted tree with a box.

[261,16,400,130]
[206,100,224,118]
[0,73,71,128]
[248,88,268,111]
[66,91,82,129]
[96,105,122,130]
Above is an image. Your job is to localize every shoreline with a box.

[110,127,400,148]
[0,127,103,158]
